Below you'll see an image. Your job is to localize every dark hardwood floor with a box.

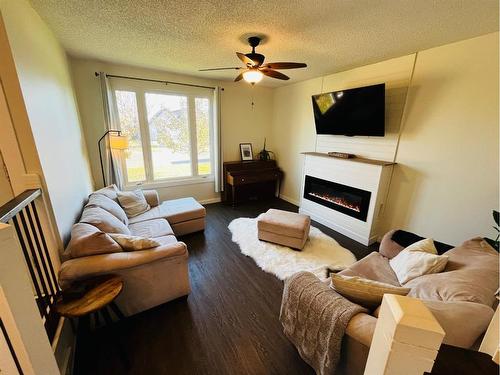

[74,198,376,375]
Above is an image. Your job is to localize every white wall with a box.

[70,58,274,203]
[0,0,94,243]
[271,33,499,245]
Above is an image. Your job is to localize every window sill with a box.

[125,176,215,190]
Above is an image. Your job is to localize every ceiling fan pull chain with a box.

[251,85,255,110]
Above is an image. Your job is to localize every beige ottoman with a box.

[257,209,311,250]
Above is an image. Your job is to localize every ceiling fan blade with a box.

[199,67,242,71]
[234,72,245,82]
[260,68,290,80]
[236,52,257,67]
[262,62,307,70]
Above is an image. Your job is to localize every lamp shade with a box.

[109,134,129,150]
[243,69,263,84]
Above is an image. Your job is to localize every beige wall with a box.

[70,58,274,202]
[383,33,499,245]
[271,33,499,245]
[0,0,94,243]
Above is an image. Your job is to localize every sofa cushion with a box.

[128,219,174,238]
[339,252,400,286]
[86,193,128,225]
[405,238,499,306]
[379,229,405,259]
[143,189,160,208]
[80,206,130,235]
[128,197,206,224]
[331,274,410,308]
[420,300,495,348]
[389,247,448,284]
[154,235,179,247]
[108,233,161,251]
[257,209,310,239]
[373,299,494,348]
[117,189,150,218]
[66,223,122,258]
[93,184,119,201]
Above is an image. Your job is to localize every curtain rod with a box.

[94,72,216,90]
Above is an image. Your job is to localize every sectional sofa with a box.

[291,230,499,375]
[58,185,206,316]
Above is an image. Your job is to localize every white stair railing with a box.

[0,214,59,374]
[364,294,445,375]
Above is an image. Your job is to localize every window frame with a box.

[111,79,215,189]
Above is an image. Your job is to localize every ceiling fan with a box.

[199,36,307,84]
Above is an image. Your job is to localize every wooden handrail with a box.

[0,189,41,223]
[0,188,60,342]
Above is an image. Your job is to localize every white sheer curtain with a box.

[98,72,124,189]
[213,86,223,192]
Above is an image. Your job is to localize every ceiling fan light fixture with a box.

[243,69,263,84]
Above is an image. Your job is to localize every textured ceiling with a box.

[29,0,498,87]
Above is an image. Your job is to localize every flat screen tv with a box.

[312,83,385,136]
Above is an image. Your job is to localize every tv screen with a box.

[312,83,385,136]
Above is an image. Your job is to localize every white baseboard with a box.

[199,197,221,205]
[279,194,300,206]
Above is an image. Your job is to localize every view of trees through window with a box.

[115,89,212,184]
[115,91,146,182]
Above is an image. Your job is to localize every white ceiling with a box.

[29,0,498,87]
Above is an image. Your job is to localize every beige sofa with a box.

[290,230,499,375]
[58,185,206,316]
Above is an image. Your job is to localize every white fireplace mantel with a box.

[299,152,395,245]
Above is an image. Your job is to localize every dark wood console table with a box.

[223,160,283,207]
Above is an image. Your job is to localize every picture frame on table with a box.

[239,143,254,161]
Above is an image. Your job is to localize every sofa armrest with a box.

[143,189,159,207]
[345,312,377,347]
[58,241,187,288]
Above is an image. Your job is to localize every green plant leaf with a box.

[493,210,500,226]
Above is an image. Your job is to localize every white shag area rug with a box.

[228,216,357,280]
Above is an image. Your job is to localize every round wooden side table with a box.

[55,275,129,369]
[55,274,125,326]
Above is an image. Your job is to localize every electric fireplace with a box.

[303,175,371,221]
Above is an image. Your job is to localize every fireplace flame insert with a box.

[303,175,371,221]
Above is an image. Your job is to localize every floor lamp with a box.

[98,130,129,186]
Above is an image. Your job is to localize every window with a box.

[112,82,214,186]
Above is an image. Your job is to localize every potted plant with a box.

[485,210,499,251]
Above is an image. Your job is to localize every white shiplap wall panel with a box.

[315,56,415,161]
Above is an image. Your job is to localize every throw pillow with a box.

[389,246,449,285]
[404,238,438,254]
[66,223,122,258]
[86,193,128,225]
[108,233,161,251]
[117,190,150,218]
[80,206,131,235]
[330,274,411,308]
[93,184,119,201]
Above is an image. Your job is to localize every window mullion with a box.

[188,95,198,177]
[136,90,154,182]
